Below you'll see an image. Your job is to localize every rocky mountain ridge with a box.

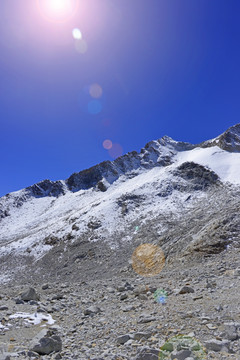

[0,124,237,201]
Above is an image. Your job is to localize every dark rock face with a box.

[158,136,195,152]
[218,123,240,152]
[200,123,240,152]
[65,139,179,192]
[97,180,108,192]
[190,238,231,255]
[174,162,220,190]
[66,162,110,191]
[0,209,10,219]
[44,235,60,246]
[26,179,65,198]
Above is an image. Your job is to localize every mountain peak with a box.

[218,123,240,151]
[200,123,240,152]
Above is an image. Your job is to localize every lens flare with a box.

[72,28,82,40]
[102,118,111,127]
[88,100,102,115]
[75,39,88,54]
[159,335,207,359]
[131,243,165,277]
[108,143,123,159]
[103,139,113,150]
[154,289,168,304]
[89,83,103,99]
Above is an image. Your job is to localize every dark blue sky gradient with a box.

[1,0,240,196]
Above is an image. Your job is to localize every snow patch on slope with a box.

[175,146,240,184]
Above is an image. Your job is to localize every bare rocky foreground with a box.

[0,246,240,360]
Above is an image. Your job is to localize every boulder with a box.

[205,339,229,352]
[83,306,101,315]
[116,334,130,345]
[20,288,40,302]
[179,286,194,295]
[31,335,62,355]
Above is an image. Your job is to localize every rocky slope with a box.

[0,123,240,359]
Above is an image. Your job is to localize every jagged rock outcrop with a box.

[200,123,240,152]
[26,179,66,198]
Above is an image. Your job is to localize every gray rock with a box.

[52,294,64,300]
[29,300,38,305]
[179,286,194,294]
[116,334,130,344]
[15,298,24,304]
[222,322,239,341]
[54,353,62,359]
[31,335,62,355]
[26,351,40,358]
[124,281,134,290]
[131,332,152,341]
[83,306,101,315]
[29,329,48,347]
[215,305,223,312]
[120,293,128,300]
[20,288,40,302]
[170,350,192,359]
[134,286,148,296]
[107,287,115,293]
[138,315,156,324]
[135,347,159,360]
[116,286,125,292]
[0,356,11,360]
[122,305,135,312]
[205,339,229,352]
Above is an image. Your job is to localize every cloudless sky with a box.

[1,0,240,197]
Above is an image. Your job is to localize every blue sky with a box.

[1,0,240,197]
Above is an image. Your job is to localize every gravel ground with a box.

[0,247,240,360]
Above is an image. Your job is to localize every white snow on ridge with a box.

[175,146,240,185]
[0,164,193,258]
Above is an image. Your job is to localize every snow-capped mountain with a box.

[1,124,240,285]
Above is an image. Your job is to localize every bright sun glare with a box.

[49,0,71,12]
[38,0,78,22]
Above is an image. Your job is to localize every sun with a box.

[49,0,71,13]
[37,0,79,22]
